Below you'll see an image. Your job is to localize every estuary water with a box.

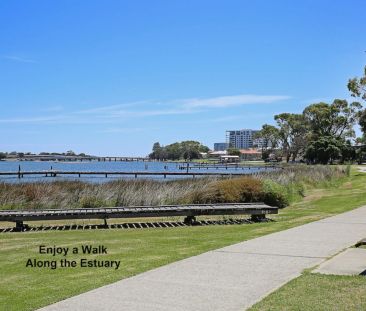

[0,160,270,183]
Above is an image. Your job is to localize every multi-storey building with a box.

[213,142,229,151]
[225,129,259,149]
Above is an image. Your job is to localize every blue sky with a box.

[0,0,365,156]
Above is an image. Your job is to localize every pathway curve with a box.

[39,206,366,311]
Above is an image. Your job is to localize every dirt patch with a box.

[302,189,328,202]
[340,182,353,189]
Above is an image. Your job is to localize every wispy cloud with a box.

[76,101,149,114]
[41,105,64,112]
[0,116,63,123]
[98,127,146,133]
[0,93,291,125]
[1,55,37,63]
[125,108,200,117]
[180,94,291,108]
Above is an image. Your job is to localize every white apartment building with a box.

[225,129,260,149]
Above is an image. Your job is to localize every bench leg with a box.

[184,216,197,225]
[15,221,28,232]
[251,214,266,222]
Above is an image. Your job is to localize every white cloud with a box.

[0,116,63,123]
[2,55,37,63]
[127,108,199,117]
[41,105,64,112]
[99,127,145,133]
[0,93,291,125]
[76,101,149,114]
[180,94,291,108]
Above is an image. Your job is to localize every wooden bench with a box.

[0,203,278,231]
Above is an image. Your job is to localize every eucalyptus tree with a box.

[274,113,308,162]
[149,141,209,160]
[255,124,280,160]
[348,65,366,101]
[303,99,362,163]
[303,99,361,140]
[348,65,366,136]
[256,124,280,150]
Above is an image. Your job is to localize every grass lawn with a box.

[1,169,366,310]
[250,272,366,311]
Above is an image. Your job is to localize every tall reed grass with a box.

[0,165,346,210]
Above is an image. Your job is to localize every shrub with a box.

[346,164,351,177]
[189,177,263,204]
[261,180,289,208]
[79,196,105,208]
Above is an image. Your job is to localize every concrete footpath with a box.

[39,206,366,311]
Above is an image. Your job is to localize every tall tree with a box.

[303,99,361,140]
[274,113,307,162]
[149,141,209,160]
[348,65,366,101]
[255,124,280,150]
[303,99,361,164]
[255,124,280,161]
[359,109,366,135]
[348,65,366,137]
[149,142,163,160]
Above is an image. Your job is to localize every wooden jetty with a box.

[15,154,151,162]
[178,163,279,170]
[0,170,254,179]
[0,203,278,231]
[178,165,276,170]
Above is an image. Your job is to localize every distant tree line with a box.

[149,141,209,160]
[255,65,366,164]
[0,150,89,160]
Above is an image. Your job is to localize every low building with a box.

[239,149,262,161]
[220,155,240,163]
[213,143,229,151]
[208,150,228,159]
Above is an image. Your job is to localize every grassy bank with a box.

[1,168,365,310]
[250,273,366,310]
[0,165,346,210]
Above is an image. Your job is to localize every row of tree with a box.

[255,66,366,164]
[0,151,89,160]
[149,141,210,160]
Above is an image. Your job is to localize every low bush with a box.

[189,177,290,208]
[262,180,289,208]
[189,177,263,204]
[79,196,106,208]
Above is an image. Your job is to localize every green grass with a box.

[250,273,366,311]
[1,169,366,310]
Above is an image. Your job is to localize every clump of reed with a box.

[255,164,346,186]
[0,178,217,210]
[0,165,347,210]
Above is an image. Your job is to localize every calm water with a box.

[0,161,270,183]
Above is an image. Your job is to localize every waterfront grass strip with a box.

[0,169,365,311]
[250,273,366,311]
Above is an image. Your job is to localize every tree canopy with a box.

[255,99,362,164]
[303,99,361,140]
[348,65,366,138]
[149,141,209,160]
[348,65,366,101]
